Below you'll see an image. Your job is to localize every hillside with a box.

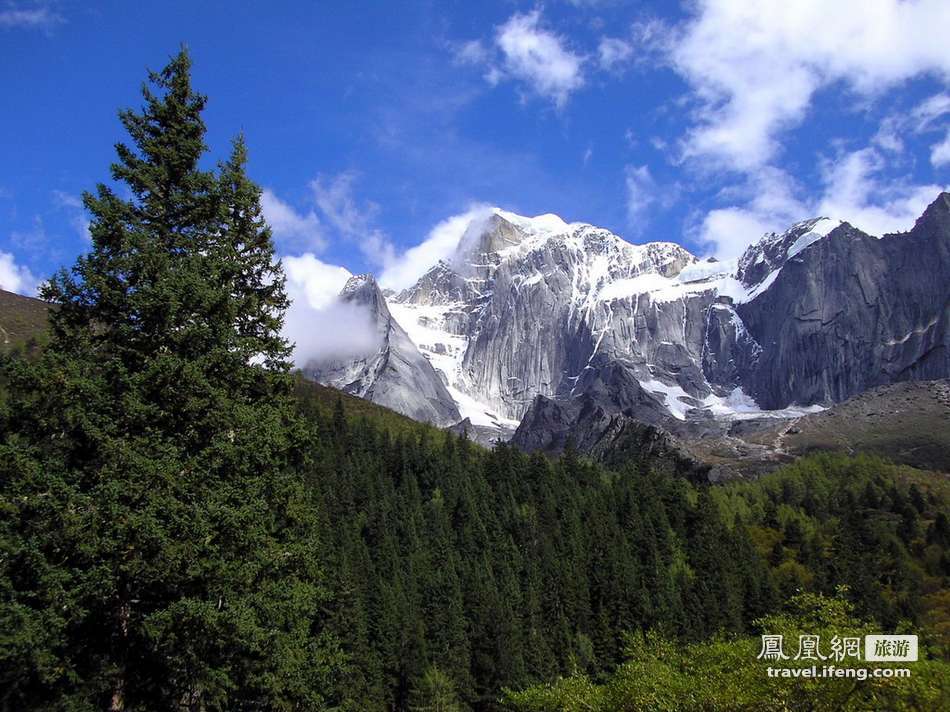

[294,375,454,443]
[0,289,49,355]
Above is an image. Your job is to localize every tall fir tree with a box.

[0,49,342,710]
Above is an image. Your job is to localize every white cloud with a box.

[0,251,38,295]
[263,173,399,269]
[52,191,81,210]
[497,11,585,107]
[270,177,494,295]
[624,165,657,227]
[667,0,950,171]
[283,253,353,310]
[484,66,504,87]
[310,172,397,268]
[597,37,633,72]
[0,3,63,30]
[260,189,325,250]
[698,150,947,259]
[9,215,50,254]
[379,204,492,290]
[932,132,950,167]
[273,184,490,366]
[816,147,946,235]
[872,116,904,153]
[700,209,780,261]
[476,10,585,108]
[697,167,805,259]
[913,92,950,130]
[310,172,369,236]
[564,0,613,7]
[281,253,378,367]
[454,39,491,66]
[909,93,950,167]
[873,92,950,157]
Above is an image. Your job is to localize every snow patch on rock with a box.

[787,218,842,259]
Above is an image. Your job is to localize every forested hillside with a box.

[296,390,950,709]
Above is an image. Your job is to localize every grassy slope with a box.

[684,380,950,477]
[293,376,449,442]
[0,289,50,355]
[780,380,950,471]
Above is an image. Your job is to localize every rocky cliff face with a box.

[731,197,950,408]
[389,209,705,427]
[305,194,950,446]
[303,275,461,426]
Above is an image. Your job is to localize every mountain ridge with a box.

[303,195,950,455]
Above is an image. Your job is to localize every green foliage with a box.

[409,666,464,712]
[292,420,949,711]
[712,453,950,656]
[504,591,950,711]
[0,49,343,710]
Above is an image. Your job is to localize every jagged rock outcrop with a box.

[702,297,762,390]
[303,275,461,426]
[511,393,710,480]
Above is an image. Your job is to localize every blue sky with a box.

[1,0,949,297]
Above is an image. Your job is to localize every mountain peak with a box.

[736,216,843,287]
[911,191,950,237]
[341,273,378,294]
[491,208,573,238]
[339,274,390,315]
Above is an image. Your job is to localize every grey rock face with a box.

[304,275,462,426]
[735,194,950,408]
[701,298,762,391]
[389,210,703,424]
[510,392,710,480]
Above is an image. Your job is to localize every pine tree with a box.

[0,49,341,710]
[408,665,463,712]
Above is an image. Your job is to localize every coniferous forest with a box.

[1,50,949,711]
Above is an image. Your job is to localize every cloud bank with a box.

[0,3,63,30]
[698,149,945,260]
[378,204,492,290]
[282,254,379,367]
[667,0,950,171]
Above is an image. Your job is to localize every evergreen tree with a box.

[0,49,341,710]
[408,666,463,712]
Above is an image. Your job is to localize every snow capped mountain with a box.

[305,194,950,444]
[389,209,700,425]
[385,207,809,428]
